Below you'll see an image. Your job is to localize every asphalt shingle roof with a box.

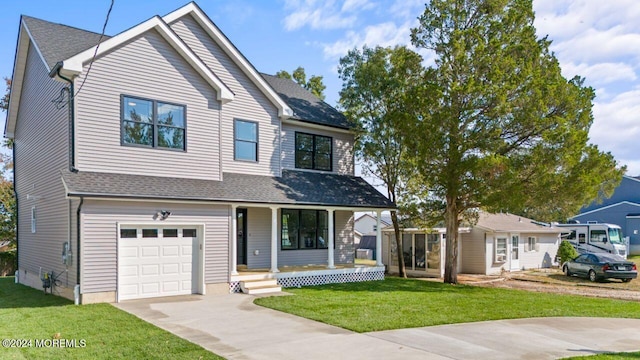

[22,16,111,71]
[261,73,351,130]
[475,212,560,233]
[61,170,394,208]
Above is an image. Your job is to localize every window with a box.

[142,229,158,238]
[281,209,328,250]
[31,206,36,233]
[495,237,507,263]
[234,119,258,161]
[295,132,332,171]
[525,236,538,252]
[590,229,607,243]
[183,229,197,237]
[122,95,186,150]
[120,229,137,238]
[163,229,178,238]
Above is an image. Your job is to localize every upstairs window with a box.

[234,119,258,161]
[295,132,332,171]
[122,95,186,150]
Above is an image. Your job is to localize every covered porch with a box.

[229,205,389,292]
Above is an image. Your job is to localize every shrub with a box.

[0,250,16,276]
[556,240,578,265]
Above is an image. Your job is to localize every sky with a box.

[1,0,639,176]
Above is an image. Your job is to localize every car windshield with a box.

[608,228,624,244]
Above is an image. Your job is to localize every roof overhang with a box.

[162,2,293,119]
[282,118,353,134]
[57,15,234,103]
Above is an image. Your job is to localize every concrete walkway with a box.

[115,293,640,360]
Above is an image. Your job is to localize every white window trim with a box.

[525,236,539,252]
[31,206,36,233]
[494,237,507,263]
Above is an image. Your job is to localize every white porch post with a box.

[231,205,238,275]
[270,206,279,273]
[376,210,383,266]
[327,208,335,269]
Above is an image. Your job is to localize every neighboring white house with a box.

[355,212,391,244]
[382,212,561,276]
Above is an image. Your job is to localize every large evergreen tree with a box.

[407,0,624,284]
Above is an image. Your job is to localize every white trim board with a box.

[571,201,640,218]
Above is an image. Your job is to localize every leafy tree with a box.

[339,46,424,277]
[557,240,578,265]
[0,76,15,249]
[405,0,624,284]
[276,66,326,100]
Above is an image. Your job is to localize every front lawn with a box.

[0,277,222,359]
[564,351,640,359]
[254,277,640,332]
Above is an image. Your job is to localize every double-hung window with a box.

[122,95,186,150]
[295,132,332,171]
[281,209,329,250]
[234,119,258,161]
[495,237,507,263]
[525,236,539,252]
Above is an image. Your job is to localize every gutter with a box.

[52,63,78,173]
[75,197,83,305]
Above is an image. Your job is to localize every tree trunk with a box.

[391,210,406,278]
[443,198,458,284]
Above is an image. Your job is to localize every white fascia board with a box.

[571,201,640,218]
[163,3,293,118]
[61,16,233,103]
[6,22,48,138]
[282,118,353,134]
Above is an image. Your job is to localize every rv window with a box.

[578,234,586,244]
[590,230,607,243]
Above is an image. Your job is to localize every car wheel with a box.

[622,278,632,283]
[563,265,572,276]
[588,270,597,282]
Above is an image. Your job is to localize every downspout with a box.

[13,143,18,283]
[54,64,78,173]
[75,197,84,305]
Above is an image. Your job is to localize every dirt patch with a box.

[456,270,640,301]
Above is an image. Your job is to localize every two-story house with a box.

[6,2,393,303]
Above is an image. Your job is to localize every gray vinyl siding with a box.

[169,16,281,176]
[80,200,229,293]
[246,207,271,269]
[14,43,74,285]
[281,123,354,175]
[460,228,486,274]
[74,30,221,180]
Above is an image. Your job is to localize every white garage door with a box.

[118,226,200,301]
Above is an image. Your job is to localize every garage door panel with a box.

[118,226,199,301]
[163,246,180,256]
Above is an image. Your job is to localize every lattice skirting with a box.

[229,281,241,293]
[277,270,384,288]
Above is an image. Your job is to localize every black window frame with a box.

[294,132,333,171]
[281,209,331,250]
[233,119,259,162]
[121,94,187,151]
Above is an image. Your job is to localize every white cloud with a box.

[321,21,413,59]
[561,62,637,86]
[283,0,366,30]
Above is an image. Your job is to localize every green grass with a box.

[254,277,640,333]
[564,351,640,359]
[0,277,222,359]
[628,255,640,261]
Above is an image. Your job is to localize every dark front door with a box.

[237,208,247,266]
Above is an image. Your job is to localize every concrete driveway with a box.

[115,294,640,360]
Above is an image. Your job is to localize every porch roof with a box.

[61,169,394,209]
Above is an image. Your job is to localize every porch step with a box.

[240,279,281,295]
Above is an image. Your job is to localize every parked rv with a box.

[557,222,628,258]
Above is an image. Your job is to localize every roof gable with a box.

[59,15,233,103]
[162,2,293,118]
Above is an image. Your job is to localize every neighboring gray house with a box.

[382,213,561,276]
[572,175,640,255]
[354,212,391,244]
[6,2,393,303]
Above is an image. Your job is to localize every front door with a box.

[237,209,247,266]
[510,234,520,270]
